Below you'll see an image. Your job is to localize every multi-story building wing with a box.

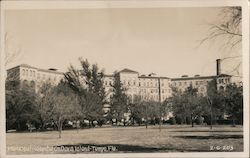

[138,76,171,102]
[7,64,64,92]
[7,59,232,103]
[171,74,231,96]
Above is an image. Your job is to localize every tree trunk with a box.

[232,118,236,127]
[17,122,20,131]
[191,115,194,127]
[88,120,91,128]
[145,119,148,129]
[58,122,62,139]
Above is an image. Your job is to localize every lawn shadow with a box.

[175,135,243,139]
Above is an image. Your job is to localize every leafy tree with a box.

[64,58,106,126]
[130,95,147,127]
[206,79,226,127]
[224,83,243,126]
[109,72,130,125]
[170,85,208,127]
[6,81,39,131]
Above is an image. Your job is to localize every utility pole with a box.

[158,77,162,131]
[207,96,213,130]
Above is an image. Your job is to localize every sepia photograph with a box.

[0,0,249,157]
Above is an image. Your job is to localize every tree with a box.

[50,82,78,138]
[130,95,148,127]
[37,81,78,138]
[64,58,106,127]
[6,81,39,131]
[170,85,208,127]
[109,72,130,125]
[5,33,22,67]
[206,79,226,128]
[36,82,54,130]
[201,7,242,49]
[224,84,243,126]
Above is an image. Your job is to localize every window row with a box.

[173,80,210,87]
[218,78,230,84]
[22,69,35,77]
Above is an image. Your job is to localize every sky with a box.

[4,7,242,78]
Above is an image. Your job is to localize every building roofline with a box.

[139,76,170,79]
[119,68,138,74]
[171,74,231,81]
[7,64,64,75]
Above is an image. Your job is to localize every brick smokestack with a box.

[216,59,221,76]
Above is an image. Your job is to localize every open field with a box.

[6,125,243,154]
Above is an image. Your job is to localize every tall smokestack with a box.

[216,59,221,76]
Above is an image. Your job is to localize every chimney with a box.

[216,59,221,76]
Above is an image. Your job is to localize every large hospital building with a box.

[7,60,232,106]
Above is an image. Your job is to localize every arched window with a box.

[23,80,28,87]
[30,81,35,88]
[22,69,25,76]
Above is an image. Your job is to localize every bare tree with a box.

[5,33,21,67]
[201,7,242,49]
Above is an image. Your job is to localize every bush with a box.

[195,116,204,125]
[169,117,176,125]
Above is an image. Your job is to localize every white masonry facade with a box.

[7,64,232,105]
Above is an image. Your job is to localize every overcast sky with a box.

[5,7,242,78]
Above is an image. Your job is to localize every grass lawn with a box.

[6,125,243,154]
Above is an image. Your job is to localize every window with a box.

[179,82,182,86]
[161,83,164,87]
[184,82,187,85]
[220,86,224,91]
[133,81,136,86]
[105,81,108,86]
[30,81,35,88]
[30,70,32,77]
[22,69,25,76]
[26,70,28,76]
[139,82,141,86]
[37,73,40,79]
[200,87,204,92]
[43,74,45,79]
[196,81,199,85]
